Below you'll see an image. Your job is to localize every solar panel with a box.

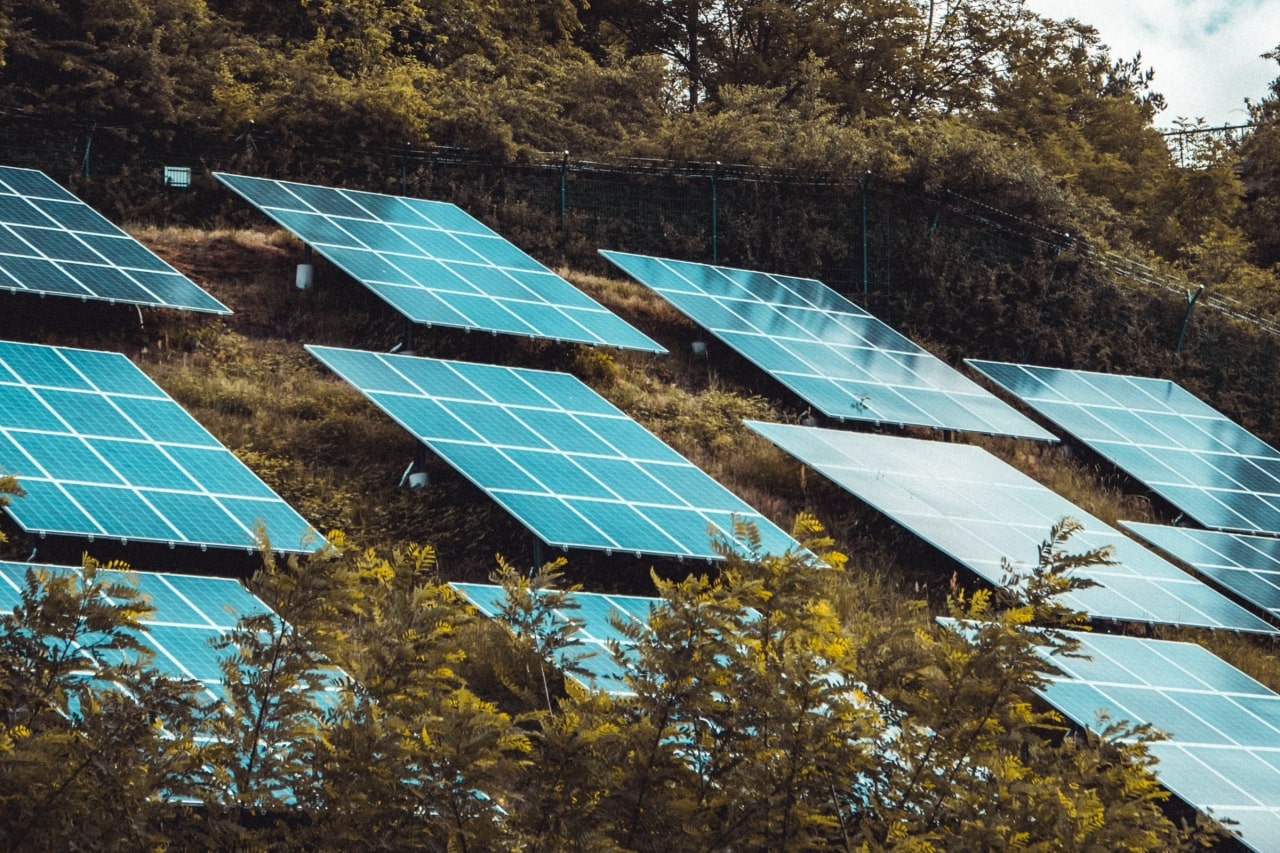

[1122,522,1280,622]
[214,173,664,352]
[0,340,316,553]
[0,166,231,314]
[308,345,800,561]
[746,421,1276,633]
[0,560,347,738]
[600,250,1056,440]
[969,360,1280,535]
[0,561,271,703]
[451,581,657,696]
[1032,627,1280,852]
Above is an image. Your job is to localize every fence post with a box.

[560,151,569,231]
[711,162,720,263]
[1175,285,1205,353]
[81,123,95,178]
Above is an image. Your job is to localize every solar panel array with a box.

[0,561,276,706]
[215,173,663,352]
[1035,628,1280,852]
[969,360,1280,535]
[1123,521,1280,621]
[0,166,230,314]
[600,250,1056,440]
[451,582,657,696]
[0,340,316,552]
[308,345,799,561]
[747,421,1276,633]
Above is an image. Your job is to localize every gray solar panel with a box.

[308,345,799,561]
[1033,627,1280,852]
[1122,522,1280,621]
[214,173,664,352]
[600,250,1056,440]
[0,340,316,553]
[0,166,231,314]
[969,360,1280,535]
[451,581,656,696]
[747,421,1276,633]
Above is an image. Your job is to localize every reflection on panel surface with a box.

[601,250,1056,440]
[748,420,1275,633]
[970,360,1280,535]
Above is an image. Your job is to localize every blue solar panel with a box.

[747,420,1276,633]
[451,581,655,695]
[0,561,268,698]
[600,250,1056,440]
[214,173,663,352]
[0,166,230,314]
[0,340,317,552]
[309,345,800,561]
[1122,522,1280,621]
[0,561,347,724]
[969,361,1280,535]
[1033,627,1280,852]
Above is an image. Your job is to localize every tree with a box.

[1238,44,1280,267]
[0,560,208,851]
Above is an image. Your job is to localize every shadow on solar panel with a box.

[214,172,665,352]
[0,166,231,314]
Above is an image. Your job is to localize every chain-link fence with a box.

[1,111,1072,303]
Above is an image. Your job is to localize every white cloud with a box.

[1022,0,1279,126]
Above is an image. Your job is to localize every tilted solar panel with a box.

[747,420,1276,633]
[1122,522,1280,621]
[214,173,664,352]
[1032,627,1280,852]
[600,250,1056,440]
[0,166,230,314]
[451,581,657,696]
[969,360,1280,535]
[0,560,346,721]
[0,340,316,553]
[308,345,799,561]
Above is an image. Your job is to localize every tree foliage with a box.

[0,519,1222,849]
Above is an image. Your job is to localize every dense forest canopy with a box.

[4,1,1280,849]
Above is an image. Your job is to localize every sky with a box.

[1023,0,1279,127]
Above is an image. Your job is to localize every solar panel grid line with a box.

[309,345,801,561]
[600,249,1058,440]
[214,172,664,352]
[0,166,231,314]
[969,360,1280,536]
[0,341,316,553]
[747,420,1277,633]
